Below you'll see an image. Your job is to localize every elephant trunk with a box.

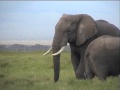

[52,31,67,82]
[52,46,61,82]
[52,33,61,82]
[53,56,60,82]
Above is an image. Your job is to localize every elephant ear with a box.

[76,15,97,46]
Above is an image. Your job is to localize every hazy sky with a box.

[0,1,119,42]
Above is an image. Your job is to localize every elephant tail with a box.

[84,50,90,77]
[84,50,90,68]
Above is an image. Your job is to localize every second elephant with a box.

[84,35,120,80]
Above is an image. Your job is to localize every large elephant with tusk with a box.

[43,14,120,82]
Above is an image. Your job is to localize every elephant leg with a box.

[85,58,95,79]
[93,63,108,80]
[76,48,86,79]
[70,44,89,79]
[76,59,85,79]
[85,69,94,79]
[96,69,108,80]
[97,72,107,81]
[71,51,80,72]
[70,46,81,79]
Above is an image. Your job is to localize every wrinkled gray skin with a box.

[52,14,120,82]
[84,35,120,80]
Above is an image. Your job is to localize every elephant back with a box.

[95,20,120,37]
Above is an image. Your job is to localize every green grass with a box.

[0,51,119,90]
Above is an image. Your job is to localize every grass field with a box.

[0,51,119,90]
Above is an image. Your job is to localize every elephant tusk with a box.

[52,46,65,56]
[43,47,52,56]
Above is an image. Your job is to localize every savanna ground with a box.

[0,51,119,90]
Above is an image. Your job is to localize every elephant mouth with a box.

[43,46,66,56]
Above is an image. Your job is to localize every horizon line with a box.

[0,40,52,45]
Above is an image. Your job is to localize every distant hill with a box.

[0,44,70,52]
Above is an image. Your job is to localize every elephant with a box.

[84,35,120,80]
[43,14,120,82]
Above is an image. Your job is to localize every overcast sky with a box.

[0,1,119,43]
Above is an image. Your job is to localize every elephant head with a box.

[43,14,97,82]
